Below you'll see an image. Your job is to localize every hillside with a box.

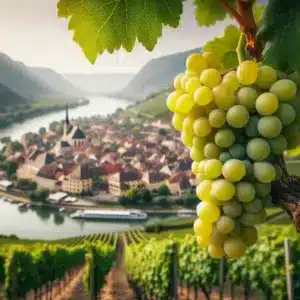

[0,53,57,100]
[64,73,134,95]
[118,48,201,101]
[30,67,85,97]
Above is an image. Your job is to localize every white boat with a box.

[6,198,13,203]
[70,209,148,221]
[177,209,196,218]
[59,207,65,212]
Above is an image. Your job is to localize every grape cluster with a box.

[167,52,300,259]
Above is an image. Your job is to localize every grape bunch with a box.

[167,52,300,259]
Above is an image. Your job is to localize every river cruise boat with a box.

[70,209,148,221]
[177,209,196,218]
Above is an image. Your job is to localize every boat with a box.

[177,209,196,218]
[70,209,148,221]
[59,207,65,212]
[5,198,13,203]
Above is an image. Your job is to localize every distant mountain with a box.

[30,67,85,97]
[64,73,134,95]
[119,48,201,101]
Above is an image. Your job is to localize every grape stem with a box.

[236,33,246,63]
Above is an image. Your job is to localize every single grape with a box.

[214,128,235,148]
[200,68,221,88]
[213,85,236,110]
[216,216,235,234]
[276,103,296,125]
[204,143,221,159]
[237,60,259,85]
[219,152,232,164]
[196,179,212,201]
[176,94,194,114]
[222,159,246,182]
[240,226,258,246]
[211,179,235,201]
[203,52,221,68]
[253,162,276,183]
[193,136,205,150]
[256,65,277,89]
[205,159,223,179]
[208,244,225,258]
[173,73,184,90]
[186,53,207,73]
[255,92,279,115]
[243,198,263,213]
[186,77,202,95]
[167,91,184,112]
[172,112,185,131]
[224,237,246,258]
[254,182,271,197]
[239,211,257,226]
[191,161,199,175]
[245,115,260,137]
[194,218,212,236]
[236,182,256,203]
[208,108,226,128]
[246,138,270,161]
[197,201,220,223]
[222,71,240,92]
[229,144,246,159]
[270,79,297,101]
[181,131,193,147]
[194,117,212,137]
[258,116,282,138]
[267,135,288,155]
[237,86,258,113]
[190,146,205,162]
[194,86,213,106]
[181,72,198,92]
[196,235,210,247]
[226,105,250,128]
[223,199,243,218]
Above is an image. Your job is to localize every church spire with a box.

[65,104,70,126]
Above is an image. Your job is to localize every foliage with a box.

[29,188,50,202]
[38,127,46,136]
[139,188,152,203]
[157,184,171,196]
[0,161,17,178]
[17,178,37,191]
[0,137,11,145]
[183,193,198,208]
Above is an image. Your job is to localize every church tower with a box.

[64,104,70,136]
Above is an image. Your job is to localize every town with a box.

[0,105,197,208]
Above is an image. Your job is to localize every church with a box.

[54,105,87,155]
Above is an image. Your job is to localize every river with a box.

[0,96,162,240]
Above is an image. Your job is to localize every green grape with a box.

[200,68,221,88]
[246,138,270,161]
[276,103,296,125]
[216,216,235,234]
[205,159,223,179]
[203,101,217,116]
[213,85,236,110]
[219,152,232,164]
[240,211,257,226]
[182,117,194,134]
[214,128,235,148]
[226,105,250,128]
[237,60,259,85]
[240,226,258,246]
[254,182,271,197]
[284,124,300,149]
[196,179,212,201]
[210,226,228,247]
[254,208,267,224]
[193,136,205,150]
[270,79,297,101]
[208,108,226,128]
[222,71,240,92]
[194,117,212,137]
[224,237,246,259]
[243,198,263,213]
[176,94,194,114]
[223,199,243,218]
[258,116,282,138]
[255,92,279,115]
[256,65,277,89]
[181,131,193,147]
[274,164,282,181]
[173,73,184,91]
[172,112,185,131]
[204,143,221,159]
[236,87,258,113]
[208,244,225,259]
[203,52,221,69]
[229,144,246,159]
[267,135,288,155]
[235,182,256,203]
[166,91,184,112]
[211,179,235,201]
[186,53,207,73]
[194,86,213,106]
[191,161,199,175]
[188,106,205,120]
[197,201,220,223]
[253,162,276,183]
[243,160,254,179]
[222,159,246,182]
[245,115,260,137]
[190,146,205,162]
[186,77,202,95]
[210,196,223,206]
[196,235,210,247]
[194,218,212,236]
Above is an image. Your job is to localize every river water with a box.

[0,96,161,240]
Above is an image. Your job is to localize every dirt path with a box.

[99,234,136,300]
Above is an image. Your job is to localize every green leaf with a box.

[194,0,235,26]
[258,0,300,73]
[253,4,265,24]
[57,0,183,64]
[203,25,240,69]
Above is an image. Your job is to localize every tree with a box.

[57,0,300,229]
[139,188,153,203]
[38,127,46,136]
[184,194,199,208]
[158,128,168,136]
[157,185,171,196]
[10,141,24,153]
[0,136,11,144]
[126,188,141,204]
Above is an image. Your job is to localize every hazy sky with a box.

[0,0,233,74]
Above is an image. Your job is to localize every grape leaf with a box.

[257,0,300,73]
[194,0,235,26]
[57,0,183,64]
[203,25,240,69]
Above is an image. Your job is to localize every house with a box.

[167,172,191,195]
[142,171,169,190]
[34,163,62,191]
[0,180,13,191]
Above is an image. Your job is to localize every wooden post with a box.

[171,243,178,300]
[219,257,226,300]
[284,239,295,300]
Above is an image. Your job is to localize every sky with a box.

[0,0,233,74]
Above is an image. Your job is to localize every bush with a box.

[157,185,171,196]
